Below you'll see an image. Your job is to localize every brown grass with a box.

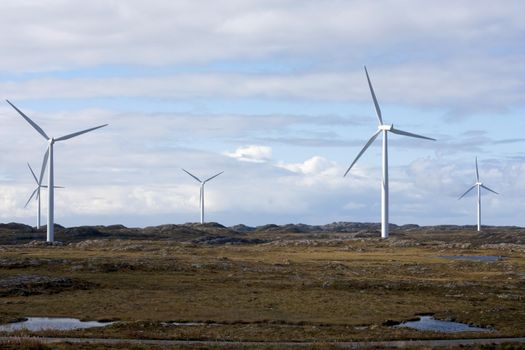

[0,239,523,345]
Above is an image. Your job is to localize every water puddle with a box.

[440,255,502,262]
[396,316,491,333]
[0,317,114,332]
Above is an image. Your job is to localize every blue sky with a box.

[0,0,524,227]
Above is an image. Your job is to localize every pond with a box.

[0,317,114,332]
[440,255,502,262]
[396,316,491,333]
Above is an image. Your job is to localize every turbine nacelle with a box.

[378,124,393,131]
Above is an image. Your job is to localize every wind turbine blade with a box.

[343,130,381,177]
[55,124,108,141]
[204,171,224,183]
[364,66,383,125]
[458,184,477,200]
[6,100,49,140]
[481,184,499,195]
[475,157,480,182]
[182,169,202,183]
[199,185,202,208]
[390,128,436,141]
[27,163,38,184]
[38,149,49,186]
[24,188,38,208]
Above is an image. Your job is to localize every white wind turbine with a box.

[25,151,63,230]
[25,161,47,230]
[458,157,498,231]
[182,169,223,224]
[7,100,107,243]
[344,66,436,239]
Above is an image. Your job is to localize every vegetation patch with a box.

[0,274,95,297]
[0,225,523,347]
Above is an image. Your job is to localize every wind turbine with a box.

[25,156,47,230]
[343,66,436,239]
[7,100,108,243]
[458,157,498,231]
[25,151,63,230]
[182,169,223,224]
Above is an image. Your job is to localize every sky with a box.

[0,0,524,228]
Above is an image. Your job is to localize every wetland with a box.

[0,222,524,349]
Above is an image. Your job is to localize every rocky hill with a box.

[0,221,523,246]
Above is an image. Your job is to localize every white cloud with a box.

[3,144,525,227]
[277,156,337,175]
[0,1,522,116]
[1,62,524,110]
[224,145,272,163]
[0,1,523,71]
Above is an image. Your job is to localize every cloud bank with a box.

[0,1,524,227]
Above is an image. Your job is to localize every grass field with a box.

[0,230,524,349]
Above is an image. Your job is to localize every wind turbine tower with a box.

[458,157,498,231]
[8,100,107,243]
[344,67,436,239]
[182,169,223,224]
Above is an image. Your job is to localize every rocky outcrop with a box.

[0,221,523,246]
[192,235,265,245]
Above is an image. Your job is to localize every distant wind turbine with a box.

[458,157,498,231]
[182,169,223,224]
[25,151,63,230]
[7,100,108,242]
[343,66,436,239]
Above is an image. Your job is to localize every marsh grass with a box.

[0,239,523,344]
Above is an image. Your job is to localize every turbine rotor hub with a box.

[378,124,393,131]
